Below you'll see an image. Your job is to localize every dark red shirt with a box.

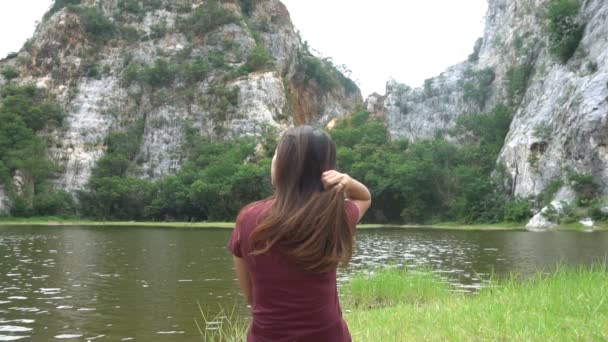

[227,198,360,342]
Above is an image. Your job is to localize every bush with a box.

[239,0,254,16]
[150,21,168,39]
[546,0,584,63]
[33,190,77,216]
[506,64,533,106]
[118,0,143,16]
[241,44,273,73]
[121,56,212,89]
[295,43,358,94]
[82,176,155,219]
[468,38,483,63]
[208,50,226,68]
[504,198,532,222]
[300,54,337,92]
[0,84,64,131]
[462,68,495,108]
[92,121,144,179]
[336,68,359,95]
[424,79,433,98]
[11,196,35,217]
[177,0,239,38]
[67,6,117,45]
[181,57,210,84]
[537,179,563,207]
[1,66,19,81]
[568,171,597,206]
[84,63,100,79]
[121,62,140,86]
[589,199,608,221]
[207,85,239,124]
[0,85,65,216]
[586,61,598,73]
[44,0,82,20]
[141,59,177,87]
[455,104,513,159]
[533,123,552,140]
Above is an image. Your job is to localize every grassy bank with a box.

[1,217,606,231]
[198,266,608,341]
[0,216,235,228]
[343,266,608,341]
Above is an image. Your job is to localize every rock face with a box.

[525,186,576,229]
[0,0,362,209]
[0,187,7,214]
[368,0,608,228]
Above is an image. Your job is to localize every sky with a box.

[0,0,487,97]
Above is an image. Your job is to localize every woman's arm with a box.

[321,170,371,221]
[234,256,252,305]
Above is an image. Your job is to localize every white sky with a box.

[0,0,487,97]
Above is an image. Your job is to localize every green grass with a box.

[344,266,608,341]
[199,266,608,341]
[341,267,451,310]
[195,304,249,341]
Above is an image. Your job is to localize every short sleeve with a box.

[227,211,245,258]
[345,200,360,234]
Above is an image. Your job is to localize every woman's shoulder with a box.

[237,197,274,222]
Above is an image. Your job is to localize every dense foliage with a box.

[127,105,519,224]
[66,5,118,45]
[546,0,584,63]
[0,84,74,217]
[1,67,20,81]
[176,0,240,39]
[462,67,495,108]
[296,43,359,95]
[77,123,273,221]
[506,64,533,106]
[328,107,521,224]
[1,83,530,223]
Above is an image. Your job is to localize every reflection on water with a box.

[0,226,607,340]
[347,229,608,291]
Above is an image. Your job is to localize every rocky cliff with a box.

[0,0,361,205]
[369,0,608,228]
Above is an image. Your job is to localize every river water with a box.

[0,226,607,340]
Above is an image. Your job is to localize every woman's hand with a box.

[321,170,352,192]
[322,170,372,222]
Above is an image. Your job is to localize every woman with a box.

[227,125,371,341]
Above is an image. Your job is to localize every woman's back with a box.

[228,198,360,341]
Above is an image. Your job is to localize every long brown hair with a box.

[248,125,353,274]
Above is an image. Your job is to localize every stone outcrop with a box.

[367,0,608,228]
[0,0,362,210]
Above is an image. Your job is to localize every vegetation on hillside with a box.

[0,84,74,217]
[462,67,495,108]
[546,0,584,63]
[295,42,359,95]
[0,99,529,224]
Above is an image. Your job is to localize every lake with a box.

[0,226,607,340]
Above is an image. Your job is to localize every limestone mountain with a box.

[0,0,361,210]
[368,0,608,228]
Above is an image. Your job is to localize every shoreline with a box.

[0,218,605,231]
[199,266,608,340]
[344,266,608,340]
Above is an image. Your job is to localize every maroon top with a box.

[227,198,360,342]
